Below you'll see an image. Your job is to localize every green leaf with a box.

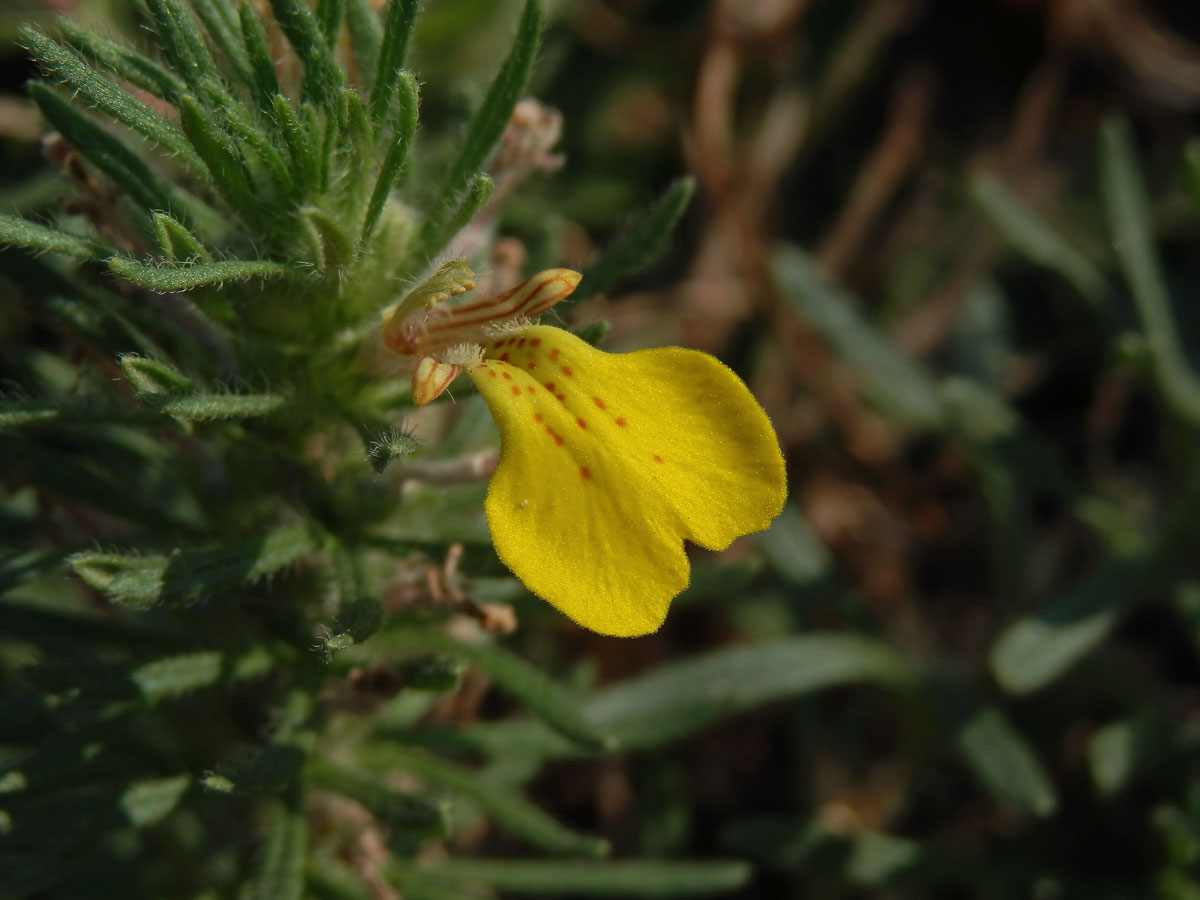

[0,213,114,259]
[971,172,1111,311]
[1088,715,1157,796]
[363,71,419,242]
[70,524,320,607]
[375,629,615,750]
[240,3,282,111]
[299,206,354,274]
[571,177,695,305]
[772,246,944,429]
[990,560,1139,694]
[953,706,1058,818]
[121,354,193,395]
[118,775,191,827]
[143,0,224,97]
[253,789,307,900]
[150,391,289,418]
[152,212,212,262]
[755,503,832,588]
[344,0,383,87]
[267,0,344,107]
[360,746,607,856]
[178,94,258,219]
[392,858,752,897]
[58,17,187,102]
[584,634,911,750]
[1099,115,1200,428]
[272,94,321,199]
[370,0,421,122]
[20,26,204,170]
[109,256,299,291]
[132,647,275,703]
[409,0,540,267]
[191,0,255,87]
[307,759,448,838]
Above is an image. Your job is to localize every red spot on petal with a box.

[592,397,606,409]
[653,454,663,463]
[545,427,564,447]
[493,340,504,349]
[556,393,565,402]
[499,353,509,362]
[511,385,521,396]
[526,362,537,369]
[544,382,555,391]
[576,418,587,429]
[487,370,497,378]
[526,386,536,394]
[580,466,591,480]
[560,366,573,377]
[615,417,627,427]
[534,413,543,423]
[550,348,559,360]
[517,338,526,347]
[530,338,541,346]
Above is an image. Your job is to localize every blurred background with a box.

[5,0,1200,897]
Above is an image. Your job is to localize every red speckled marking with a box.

[550,348,559,360]
[517,338,526,347]
[499,353,510,362]
[534,413,544,423]
[487,370,497,378]
[526,362,537,369]
[510,385,521,396]
[580,466,592,480]
[545,427,564,447]
[526,386,536,394]
[502,371,512,380]
[653,454,663,463]
[555,393,566,402]
[576,417,587,429]
[560,366,573,377]
[493,340,504,348]
[592,397,606,409]
[530,338,541,346]
[544,381,555,391]
[615,417,627,427]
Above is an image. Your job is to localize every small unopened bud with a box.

[411,355,462,406]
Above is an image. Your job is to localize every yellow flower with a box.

[383,268,787,636]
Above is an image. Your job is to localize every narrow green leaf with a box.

[267,0,344,106]
[772,245,944,429]
[407,174,494,271]
[109,257,298,291]
[571,177,695,305]
[307,759,447,838]
[362,747,607,856]
[392,858,753,897]
[443,0,541,191]
[178,94,259,218]
[953,706,1058,817]
[253,789,307,900]
[1088,715,1158,796]
[119,775,191,827]
[1099,115,1200,428]
[971,172,1110,311]
[121,354,193,395]
[0,213,113,259]
[240,3,282,111]
[369,0,421,122]
[58,17,187,101]
[316,0,345,43]
[362,71,418,242]
[30,83,179,220]
[205,79,295,195]
[152,212,212,262]
[19,27,203,170]
[584,634,912,750]
[191,0,256,87]
[151,390,290,418]
[272,94,320,198]
[300,207,354,275]
[69,524,320,607]
[344,0,383,87]
[990,560,1139,694]
[376,629,614,750]
[143,0,224,98]
[755,502,832,588]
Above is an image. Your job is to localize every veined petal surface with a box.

[468,325,786,636]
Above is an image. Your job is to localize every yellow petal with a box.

[468,324,786,637]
